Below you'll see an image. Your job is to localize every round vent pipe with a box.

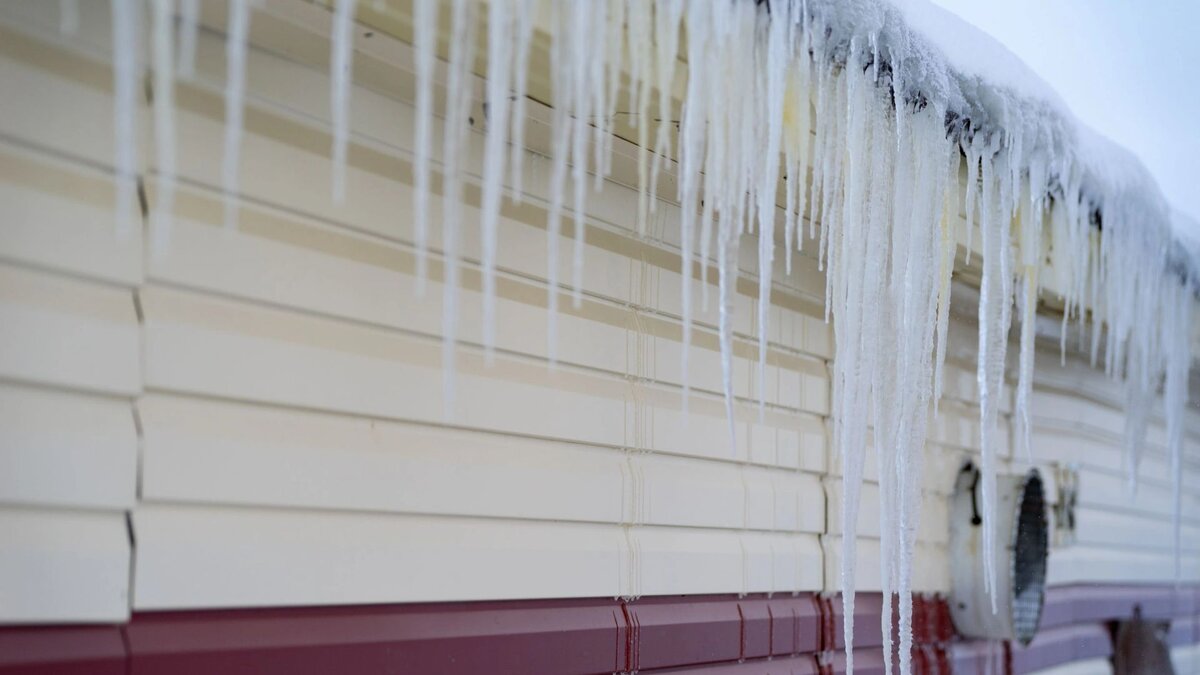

[949,464,1049,645]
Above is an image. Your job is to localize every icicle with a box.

[712,0,759,455]
[411,0,437,295]
[1164,279,1192,583]
[1014,173,1044,462]
[176,0,199,78]
[833,43,884,674]
[782,34,811,275]
[60,0,79,35]
[963,143,979,266]
[110,0,138,236]
[976,140,1013,613]
[756,3,788,418]
[330,0,357,204]
[479,0,514,360]
[598,0,624,183]
[150,0,177,254]
[440,0,479,416]
[676,0,711,416]
[545,0,572,365]
[647,0,682,219]
[933,148,961,414]
[380,1,1200,667]
[506,0,535,202]
[568,1,593,309]
[627,0,653,235]
[221,0,250,230]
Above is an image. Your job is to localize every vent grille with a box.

[1011,471,1048,645]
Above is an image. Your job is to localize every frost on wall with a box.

[106,0,1196,672]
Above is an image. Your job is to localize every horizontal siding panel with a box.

[0,13,124,169]
[1076,467,1200,526]
[0,263,139,395]
[0,507,129,623]
[0,383,135,510]
[141,285,822,468]
[820,536,950,594]
[1047,545,1200,585]
[1032,387,1192,462]
[142,284,625,442]
[824,480,950,545]
[139,394,625,525]
[1034,424,1197,487]
[1073,506,1200,554]
[132,504,823,611]
[140,394,823,534]
[0,143,142,286]
[631,528,823,597]
[0,0,115,56]
[143,180,829,415]
[633,458,823,533]
[132,504,623,609]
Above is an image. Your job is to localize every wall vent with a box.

[949,464,1049,645]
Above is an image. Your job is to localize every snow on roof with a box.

[818,0,1199,278]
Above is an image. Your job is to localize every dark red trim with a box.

[0,626,125,675]
[0,585,1197,674]
[123,597,627,675]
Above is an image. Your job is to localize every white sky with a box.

[927,0,1200,223]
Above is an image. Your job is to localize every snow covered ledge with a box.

[120,1,1199,673]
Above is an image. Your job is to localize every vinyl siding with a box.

[0,0,1197,623]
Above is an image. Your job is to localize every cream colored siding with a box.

[0,0,1197,624]
[0,3,138,623]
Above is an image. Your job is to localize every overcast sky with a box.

[927,0,1200,223]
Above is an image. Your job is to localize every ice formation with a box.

[221,0,250,229]
[403,0,1199,668]
[330,0,358,204]
[479,0,515,358]
[410,0,435,295]
[438,0,478,414]
[150,0,177,253]
[177,0,198,78]
[108,0,1198,672]
[110,0,138,236]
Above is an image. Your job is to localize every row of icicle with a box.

[98,1,1194,674]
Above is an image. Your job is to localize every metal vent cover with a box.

[949,465,1049,645]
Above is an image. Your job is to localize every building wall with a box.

[0,0,1197,627]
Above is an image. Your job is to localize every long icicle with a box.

[545,0,572,365]
[677,0,710,416]
[330,0,358,204]
[111,0,138,236]
[440,0,478,417]
[411,0,437,295]
[479,0,514,359]
[176,0,199,77]
[756,2,788,418]
[221,0,250,230]
[150,0,176,254]
[506,0,535,203]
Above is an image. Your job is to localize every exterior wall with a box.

[0,0,1198,633]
